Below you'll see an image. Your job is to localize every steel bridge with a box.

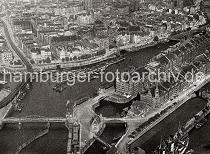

[2,115,67,124]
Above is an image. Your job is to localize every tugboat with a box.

[195,118,208,129]
[15,103,23,112]
[112,134,122,142]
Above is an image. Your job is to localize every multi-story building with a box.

[67,1,84,14]
[0,51,13,64]
[0,36,13,65]
[95,36,109,50]
[40,46,52,60]
[116,80,141,97]
[83,0,105,10]
[76,13,94,25]
[92,0,105,8]
[83,0,93,11]
[115,31,210,107]
[108,24,118,46]
[116,67,148,97]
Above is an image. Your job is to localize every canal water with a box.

[0,3,209,154]
[0,123,68,154]
[188,115,210,154]
[128,6,210,154]
[133,97,207,153]
[85,123,127,154]
[10,40,178,118]
[84,96,210,154]
[129,82,210,154]
[0,40,178,153]
[94,99,132,118]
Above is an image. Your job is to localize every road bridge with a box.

[0,76,31,109]
[0,17,33,109]
[2,115,67,124]
[15,128,49,154]
[168,25,208,41]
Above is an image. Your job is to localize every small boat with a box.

[112,135,122,142]
[15,103,23,112]
[53,82,67,93]
[17,105,23,112]
[186,149,194,154]
[17,92,26,102]
[196,118,208,129]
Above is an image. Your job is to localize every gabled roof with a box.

[194,54,209,64]
[180,64,197,77]
[31,48,41,54]
[51,35,81,43]
[149,84,167,97]
[129,25,140,32]
[155,55,169,66]
[172,49,182,56]
[205,33,210,39]
[179,46,187,53]
[135,67,149,78]
[184,42,193,49]
[165,53,176,61]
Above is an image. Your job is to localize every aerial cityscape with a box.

[0,0,210,153]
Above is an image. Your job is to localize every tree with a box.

[73,56,77,61]
[30,59,35,64]
[136,92,141,101]
[14,60,22,65]
[65,57,69,62]
[61,58,65,62]
[9,61,13,65]
[154,36,159,42]
[17,60,22,65]
[45,57,51,63]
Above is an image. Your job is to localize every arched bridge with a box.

[168,25,208,41]
[93,135,112,149]
[2,115,67,124]
[0,18,33,109]
[0,76,31,109]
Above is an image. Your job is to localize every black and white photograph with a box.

[0,0,209,153]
